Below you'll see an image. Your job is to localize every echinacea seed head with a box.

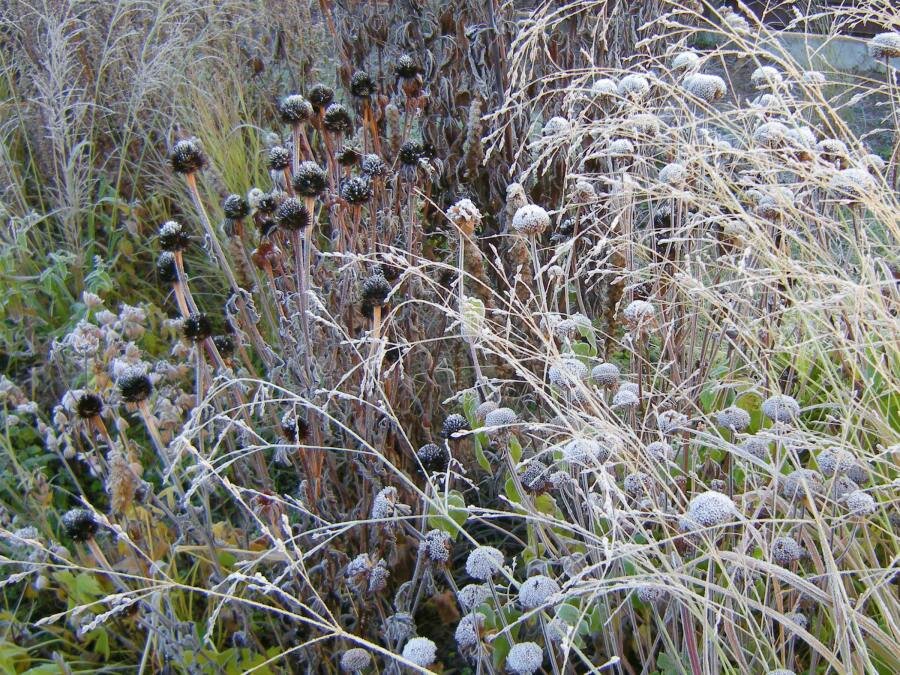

[183,312,212,342]
[349,71,375,98]
[291,161,328,197]
[672,51,700,71]
[394,54,419,79]
[61,508,98,542]
[157,252,178,284]
[868,33,900,60]
[447,198,483,234]
[656,409,689,435]
[762,394,800,423]
[844,490,876,516]
[75,393,103,419]
[646,440,674,462]
[512,204,550,236]
[623,299,655,329]
[255,190,282,215]
[323,103,352,134]
[158,220,191,252]
[398,141,423,167]
[751,66,783,88]
[458,583,491,611]
[617,73,650,99]
[278,94,313,123]
[371,486,410,520]
[361,273,391,308]
[780,469,824,501]
[475,399,499,422]
[420,529,452,565]
[683,72,727,102]
[361,153,388,177]
[542,116,571,136]
[520,461,551,495]
[117,367,152,403]
[771,536,804,566]
[169,138,206,175]
[685,491,736,528]
[401,637,436,667]
[518,574,560,609]
[506,642,543,675]
[416,443,449,474]
[454,613,484,650]
[274,198,310,231]
[267,146,291,171]
[222,194,249,220]
[280,412,309,443]
[340,176,372,204]
[307,83,334,111]
[465,546,504,580]
[753,121,789,148]
[623,471,652,497]
[441,413,469,439]
[337,144,362,166]
[829,168,876,202]
[340,648,371,673]
[716,406,751,431]
[591,77,617,98]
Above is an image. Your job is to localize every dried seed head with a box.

[274,198,311,231]
[753,121,789,149]
[361,153,389,177]
[506,642,543,675]
[624,471,653,497]
[739,435,770,461]
[169,138,206,175]
[683,72,726,102]
[323,103,352,134]
[420,529,452,565]
[716,406,751,432]
[617,73,650,99]
[307,83,334,111]
[340,176,373,204]
[465,546,504,580]
[279,94,313,123]
[751,66,784,88]
[762,394,800,423]
[830,475,858,501]
[75,393,103,419]
[646,440,674,462]
[349,71,376,98]
[280,412,308,443]
[868,32,900,59]
[222,194,250,220]
[548,357,588,389]
[394,54,419,79]
[542,116,571,136]
[563,438,610,465]
[475,400,499,422]
[454,613,484,650]
[117,366,152,403]
[416,443,449,474]
[817,447,867,484]
[255,190,283,215]
[401,637,436,667]
[607,138,635,157]
[659,162,688,187]
[672,51,700,71]
[458,583,491,611]
[520,461,551,495]
[361,273,391,308]
[780,469,824,501]
[636,585,668,604]
[183,312,212,342]
[612,384,639,409]
[157,252,178,284]
[61,508,98,542]
[441,413,469,439]
[484,407,517,429]
[591,77,618,99]
[158,220,191,252]
[447,198,483,235]
[345,553,389,594]
[384,613,416,643]
[592,362,620,387]
[371,486,410,520]
[623,300,656,330]
[512,204,550,236]
[267,146,291,171]
[685,491,736,529]
[340,648,371,673]
[518,574,560,609]
[291,161,328,197]
[656,409,689,435]
[337,144,362,166]
[398,141,423,167]
[771,536,804,566]
[212,334,234,358]
[829,168,876,202]
[844,490,876,516]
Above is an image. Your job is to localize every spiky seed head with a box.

[771,536,804,566]
[395,54,419,78]
[475,400,499,422]
[868,33,900,59]
[212,334,234,358]
[278,94,313,123]
[361,153,388,177]
[685,491,736,528]
[542,116,571,136]
[340,176,372,204]
[830,475,858,501]
[447,198,483,234]
[401,637,436,667]
[337,144,362,166]
[361,273,391,308]
[222,194,250,220]
[780,469,824,501]
[398,141,423,166]
[384,613,416,643]
[465,546,504,580]
[350,71,375,98]
[658,162,688,186]
[817,447,867,484]
[607,138,635,157]
[117,366,153,403]
[520,461,551,495]
[291,161,328,197]
[420,529,452,565]
[548,357,588,389]
[612,387,639,409]
[169,138,206,174]
[183,312,212,342]
[512,204,550,236]
[672,51,700,71]
[307,83,334,111]
[739,435,769,461]
[323,103,352,133]
[656,409,689,434]
[716,406,751,431]
[623,299,655,329]
[845,490,876,516]
[617,73,650,99]
[458,583,491,611]
[762,394,800,423]
[829,168,876,202]
[61,508,98,542]
[592,362,620,387]
[454,613,484,650]
[157,252,179,284]
[636,586,668,604]
[506,642,543,675]
[274,198,311,231]
[255,190,282,215]
[484,407,517,428]
[683,73,727,101]
[623,471,652,497]
[518,575,560,609]
[75,393,103,419]
[158,220,191,252]
[563,438,609,465]
[441,413,469,439]
[753,121,789,148]
[591,77,618,98]
[267,146,291,171]
[646,440,674,462]
[416,443,449,474]
[751,66,783,88]
[340,648,371,673]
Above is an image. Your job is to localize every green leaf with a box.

[473,433,492,472]
[508,436,523,464]
[427,490,468,539]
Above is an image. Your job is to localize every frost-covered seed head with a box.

[751,66,783,88]
[672,51,700,72]
[361,273,391,307]
[817,447,867,484]
[292,161,328,197]
[685,491,736,528]
[75,393,103,419]
[441,413,469,439]
[563,438,609,465]
[340,648,371,672]
[158,220,191,252]
[465,546,504,580]
[371,486,410,520]
[458,583,491,611]
[658,162,687,186]
[592,362,620,387]
[657,409,689,434]
[845,490,876,516]
[394,54,419,78]
[398,141,423,166]
[416,443,449,474]
[716,406,751,431]
[636,585,667,604]
[169,138,206,174]
[475,400,499,422]
[340,176,373,205]
[267,146,291,171]
[548,358,588,389]
[401,637,436,667]
[275,198,311,231]
[739,435,769,461]
[454,613,484,650]
[771,536,804,565]
[157,252,178,284]
[506,642,543,675]
[183,312,212,342]
[623,471,652,497]
[623,300,655,329]
[117,366,152,403]
[307,83,334,110]
[753,121,789,148]
[591,78,617,98]
[518,575,560,609]
[617,74,650,99]
[61,508,98,542]
[868,33,900,59]
[683,73,726,102]
[361,153,388,177]
[349,71,375,98]
[512,204,550,236]
[785,612,807,632]
[762,394,800,423]
[384,612,416,643]
[279,94,313,123]
[830,475,858,501]
[222,194,250,220]
[447,198,482,234]
[780,469,824,501]
[542,116,571,137]
[484,407,517,428]
[323,104,352,134]
[607,138,635,156]
[612,387,639,409]
[829,168,876,202]
[520,462,551,495]
[420,529,451,565]
[646,440,674,462]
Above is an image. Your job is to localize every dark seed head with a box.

[395,54,419,79]
[441,413,470,439]
[222,194,250,220]
[417,443,450,474]
[280,413,310,443]
[361,153,389,178]
[323,104,353,134]
[183,312,212,342]
[340,176,373,205]
[157,252,179,284]
[398,141,423,167]
[268,146,291,171]
[169,138,206,175]
[421,141,436,160]
[279,94,313,124]
[212,334,234,357]
[292,161,328,197]
[158,220,191,252]
[117,368,153,403]
[257,217,277,237]
[256,190,282,216]
[337,144,362,166]
[520,462,551,495]
[361,273,391,307]
[307,83,335,111]
[350,71,376,98]
[61,508,98,542]
[75,393,103,419]
[275,198,311,231]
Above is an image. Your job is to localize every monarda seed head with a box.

[61,508,99,542]
[157,252,179,284]
[441,413,469,439]
[337,144,362,166]
[267,146,291,171]
[307,83,334,111]
[323,103,352,134]
[117,367,153,403]
[158,220,191,252]
[416,443,449,474]
[361,273,391,307]
[361,153,388,177]
[394,54,419,79]
[222,193,250,220]
[278,94,313,124]
[169,138,206,175]
[398,141,423,167]
[349,71,376,98]
[292,161,328,197]
[212,334,234,358]
[340,648,371,673]
[274,198,311,231]
[183,312,212,342]
[75,393,103,419]
[340,176,373,204]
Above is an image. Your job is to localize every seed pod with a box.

[278,94,313,123]
[267,146,291,171]
[222,194,250,220]
[395,54,419,79]
[307,83,334,111]
[323,104,352,134]
[349,71,376,98]
[117,367,153,403]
